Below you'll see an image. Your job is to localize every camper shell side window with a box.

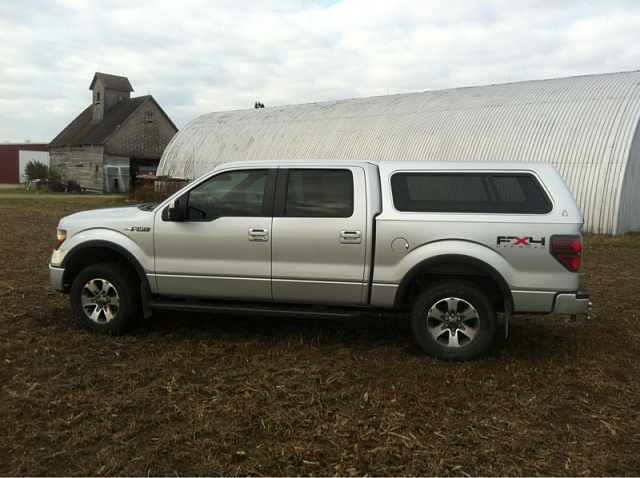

[390,172,552,214]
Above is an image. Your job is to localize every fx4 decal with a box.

[496,236,546,248]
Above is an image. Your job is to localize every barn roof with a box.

[158,71,640,234]
[49,96,152,147]
[89,72,134,92]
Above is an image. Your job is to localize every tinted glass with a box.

[285,169,354,217]
[492,175,551,213]
[187,169,268,220]
[391,173,551,214]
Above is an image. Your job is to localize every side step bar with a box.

[149,298,364,320]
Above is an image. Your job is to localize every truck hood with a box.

[58,205,155,233]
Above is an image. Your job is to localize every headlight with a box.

[55,229,67,250]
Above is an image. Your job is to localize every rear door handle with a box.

[248,228,269,242]
[340,230,362,244]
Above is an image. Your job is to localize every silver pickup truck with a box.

[50,160,591,360]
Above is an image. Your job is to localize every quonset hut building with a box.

[157,71,640,234]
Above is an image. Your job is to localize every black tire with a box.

[70,263,141,334]
[411,281,497,361]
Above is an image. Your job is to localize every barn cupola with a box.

[89,72,134,123]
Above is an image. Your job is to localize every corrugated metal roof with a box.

[158,71,640,234]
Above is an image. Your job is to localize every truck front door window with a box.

[187,170,268,220]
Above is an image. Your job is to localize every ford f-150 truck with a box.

[50,160,591,360]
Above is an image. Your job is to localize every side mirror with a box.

[167,199,184,222]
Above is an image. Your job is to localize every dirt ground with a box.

[1,195,638,476]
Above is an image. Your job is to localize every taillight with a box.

[551,235,582,271]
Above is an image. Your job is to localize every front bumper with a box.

[49,263,66,293]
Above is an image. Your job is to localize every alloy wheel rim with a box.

[80,278,121,324]
[426,297,480,348]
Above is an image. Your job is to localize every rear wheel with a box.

[411,281,497,361]
[70,263,141,334]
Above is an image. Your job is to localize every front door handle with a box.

[340,230,362,244]
[248,228,269,242]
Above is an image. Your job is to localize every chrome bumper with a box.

[49,264,66,293]
[553,284,592,320]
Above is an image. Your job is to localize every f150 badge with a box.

[496,236,546,248]
[124,227,151,232]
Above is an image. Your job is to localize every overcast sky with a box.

[1,0,639,143]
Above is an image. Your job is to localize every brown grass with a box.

[1,196,638,476]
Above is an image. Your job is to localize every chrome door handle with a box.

[340,230,362,244]
[248,228,269,242]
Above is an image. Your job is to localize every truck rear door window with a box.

[391,173,552,214]
[285,169,353,217]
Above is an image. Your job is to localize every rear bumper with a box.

[553,284,592,318]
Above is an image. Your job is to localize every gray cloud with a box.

[1,0,639,142]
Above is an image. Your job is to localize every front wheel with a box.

[411,281,497,361]
[70,263,141,334]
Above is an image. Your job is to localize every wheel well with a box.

[397,259,510,312]
[61,245,144,293]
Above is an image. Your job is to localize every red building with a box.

[0,143,49,183]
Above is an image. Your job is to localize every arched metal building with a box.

[158,71,640,234]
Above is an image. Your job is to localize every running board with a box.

[149,298,364,320]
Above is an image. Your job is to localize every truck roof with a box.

[212,159,559,173]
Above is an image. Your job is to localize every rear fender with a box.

[376,240,516,308]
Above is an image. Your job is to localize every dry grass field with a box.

[1,194,638,476]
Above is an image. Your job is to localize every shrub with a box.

[24,160,49,180]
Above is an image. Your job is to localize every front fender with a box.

[52,228,154,290]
